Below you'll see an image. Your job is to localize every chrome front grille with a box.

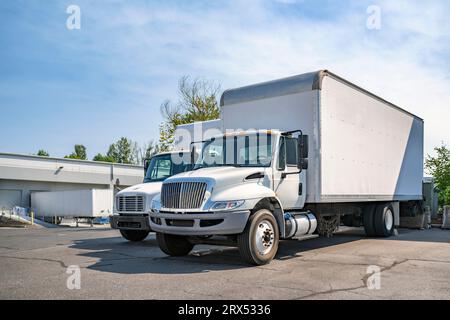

[116,195,145,212]
[161,181,207,209]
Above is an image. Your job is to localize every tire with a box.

[237,209,279,266]
[156,232,194,256]
[120,229,150,242]
[374,203,395,237]
[363,204,376,237]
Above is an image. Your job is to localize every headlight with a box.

[151,199,161,213]
[210,200,245,211]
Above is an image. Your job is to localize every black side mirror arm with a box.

[281,171,301,179]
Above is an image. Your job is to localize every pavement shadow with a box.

[70,234,251,274]
[69,228,369,274]
[70,227,450,275]
[277,228,365,260]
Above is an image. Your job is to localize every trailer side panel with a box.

[319,76,423,202]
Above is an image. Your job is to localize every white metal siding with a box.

[0,190,22,209]
[0,153,143,187]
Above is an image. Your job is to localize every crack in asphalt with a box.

[294,259,409,300]
[407,258,450,265]
[0,255,69,269]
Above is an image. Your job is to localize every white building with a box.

[0,152,143,210]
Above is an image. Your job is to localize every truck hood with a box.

[117,181,163,197]
[165,166,266,187]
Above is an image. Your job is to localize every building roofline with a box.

[0,152,143,168]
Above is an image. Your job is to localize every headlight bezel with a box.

[209,200,245,211]
[151,198,161,213]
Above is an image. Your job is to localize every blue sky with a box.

[1,0,449,158]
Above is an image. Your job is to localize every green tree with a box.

[36,149,50,157]
[158,122,176,152]
[106,137,138,164]
[137,140,159,164]
[158,76,221,151]
[92,153,115,163]
[36,149,49,157]
[65,144,87,160]
[425,143,450,206]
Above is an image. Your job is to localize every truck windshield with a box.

[144,154,191,183]
[195,133,273,169]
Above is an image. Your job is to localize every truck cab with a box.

[150,130,312,264]
[110,150,193,241]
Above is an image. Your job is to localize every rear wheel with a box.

[120,230,149,242]
[363,204,376,237]
[156,233,194,256]
[237,209,279,265]
[374,203,395,237]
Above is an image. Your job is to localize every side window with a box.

[285,137,298,166]
[278,137,286,170]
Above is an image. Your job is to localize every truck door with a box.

[273,136,306,209]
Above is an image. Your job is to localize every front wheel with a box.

[156,233,194,256]
[237,209,279,265]
[120,230,149,242]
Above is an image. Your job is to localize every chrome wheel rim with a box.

[255,220,275,255]
[384,208,394,231]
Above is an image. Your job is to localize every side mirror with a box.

[299,158,308,170]
[143,159,150,174]
[297,135,309,170]
[190,146,196,166]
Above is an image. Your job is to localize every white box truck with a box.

[110,120,222,241]
[149,70,424,265]
[31,189,113,224]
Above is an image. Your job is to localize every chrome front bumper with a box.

[149,210,251,236]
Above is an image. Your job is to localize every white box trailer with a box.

[221,70,424,204]
[31,189,113,218]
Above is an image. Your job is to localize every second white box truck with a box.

[110,120,222,241]
[149,70,424,265]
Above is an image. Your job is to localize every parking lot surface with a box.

[0,226,449,299]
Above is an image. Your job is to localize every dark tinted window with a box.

[285,137,298,166]
[278,138,286,170]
